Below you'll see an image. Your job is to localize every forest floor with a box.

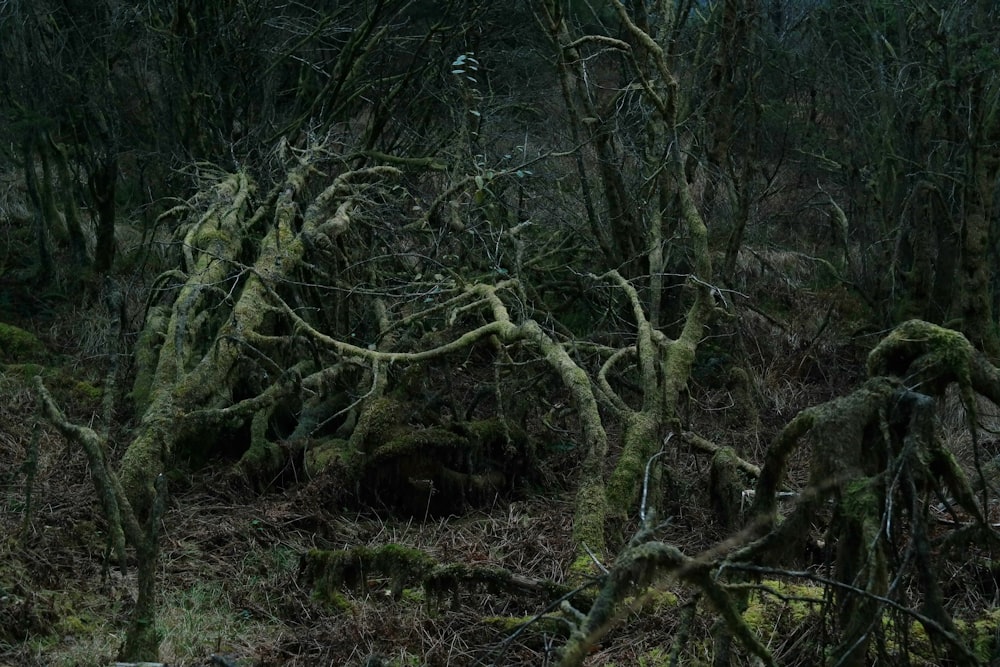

[0,402,670,666]
[0,288,846,667]
[3,250,998,666]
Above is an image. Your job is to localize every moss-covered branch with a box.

[558,540,774,667]
[34,376,133,563]
[301,544,580,608]
[35,376,168,661]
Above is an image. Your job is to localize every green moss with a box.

[0,322,47,362]
[881,615,938,665]
[840,477,879,522]
[191,226,237,248]
[881,612,1000,664]
[867,319,974,390]
[301,544,438,605]
[606,411,659,515]
[238,410,283,479]
[350,397,406,452]
[742,580,825,630]
[970,608,1000,662]
[646,589,680,610]
[310,588,354,613]
[72,380,103,402]
[369,426,468,462]
[570,477,608,577]
[56,613,96,635]
[303,437,352,476]
[129,305,169,413]
[481,614,570,636]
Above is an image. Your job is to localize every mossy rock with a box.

[0,322,47,363]
[351,397,408,452]
[368,426,468,463]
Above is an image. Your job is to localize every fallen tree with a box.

[33,129,718,657]
[554,320,1000,666]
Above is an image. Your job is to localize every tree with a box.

[10,0,1000,664]
[808,0,1000,355]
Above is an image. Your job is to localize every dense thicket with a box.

[1,1,999,665]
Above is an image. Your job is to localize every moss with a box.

[840,477,879,523]
[238,410,283,481]
[303,437,352,476]
[350,397,406,452]
[881,614,950,665]
[867,319,974,390]
[731,580,826,663]
[301,544,438,604]
[606,411,659,516]
[646,589,680,611]
[0,322,47,362]
[426,563,523,598]
[190,226,238,249]
[741,580,825,630]
[481,614,570,637]
[368,426,468,463]
[970,608,1000,662]
[880,611,1000,664]
[72,380,103,402]
[56,613,96,635]
[462,417,515,443]
[311,588,354,613]
[129,305,169,413]
[570,476,609,577]
[117,417,173,512]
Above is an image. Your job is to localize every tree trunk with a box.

[90,154,118,274]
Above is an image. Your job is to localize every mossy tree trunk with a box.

[557,319,997,666]
[540,0,723,570]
